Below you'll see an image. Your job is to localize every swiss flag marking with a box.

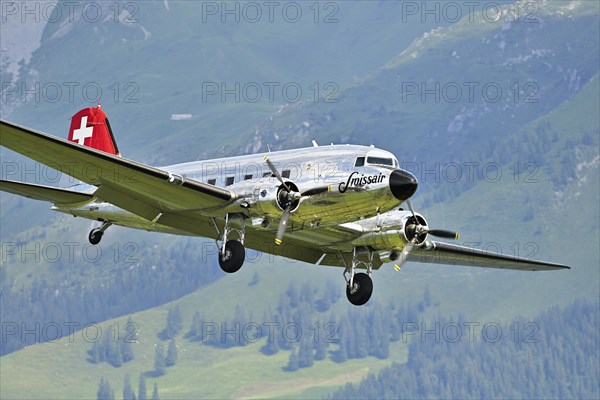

[72,116,94,145]
[68,106,119,155]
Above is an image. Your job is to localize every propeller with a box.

[264,156,291,192]
[264,156,329,245]
[394,199,459,271]
[275,206,291,245]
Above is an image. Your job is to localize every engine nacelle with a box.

[402,212,428,246]
[351,210,429,250]
[251,181,300,216]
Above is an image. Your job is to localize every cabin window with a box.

[367,156,393,166]
[263,172,272,178]
[225,176,235,186]
[244,174,253,180]
[207,179,216,185]
[282,170,291,178]
[355,157,365,167]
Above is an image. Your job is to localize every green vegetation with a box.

[329,299,600,399]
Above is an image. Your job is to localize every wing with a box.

[0,179,93,204]
[273,223,384,269]
[408,240,570,271]
[0,120,234,221]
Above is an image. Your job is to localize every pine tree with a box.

[154,343,166,376]
[298,335,314,368]
[170,305,183,336]
[162,306,183,339]
[286,346,299,372]
[190,311,202,339]
[286,283,299,308]
[122,316,136,362]
[97,377,115,400]
[314,336,327,361]
[138,374,147,400]
[121,338,134,363]
[336,319,348,363]
[108,338,123,367]
[88,342,101,364]
[166,338,178,367]
[248,271,259,286]
[123,373,136,400]
[261,335,279,355]
[151,382,160,400]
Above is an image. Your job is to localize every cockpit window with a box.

[367,156,394,166]
[355,157,365,167]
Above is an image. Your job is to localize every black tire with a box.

[88,229,103,245]
[346,272,373,306]
[218,240,245,273]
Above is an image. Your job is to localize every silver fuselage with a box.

[57,144,414,239]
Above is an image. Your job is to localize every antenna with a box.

[312,139,319,147]
[267,144,271,153]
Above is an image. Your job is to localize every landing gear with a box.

[218,240,245,273]
[343,247,374,306]
[346,273,373,306]
[215,214,247,273]
[88,221,112,245]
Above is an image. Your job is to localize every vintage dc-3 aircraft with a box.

[0,106,570,305]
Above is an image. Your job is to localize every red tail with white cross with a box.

[68,105,120,156]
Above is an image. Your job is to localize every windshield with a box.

[367,156,394,167]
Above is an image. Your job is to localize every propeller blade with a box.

[406,199,417,219]
[394,237,416,271]
[428,229,460,240]
[275,206,291,245]
[264,156,290,191]
[302,186,330,196]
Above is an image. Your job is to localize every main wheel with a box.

[346,272,373,306]
[218,240,245,273]
[89,229,103,245]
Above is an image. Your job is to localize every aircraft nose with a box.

[389,169,418,201]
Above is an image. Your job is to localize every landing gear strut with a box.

[216,214,246,273]
[343,247,374,306]
[88,221,111,245]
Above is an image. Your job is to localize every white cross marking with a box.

[72,116,94,145]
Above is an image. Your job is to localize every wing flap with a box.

[0,179,93,204]
[408,241,570,271]
[1,120,233,219]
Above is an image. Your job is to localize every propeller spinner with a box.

[394,199,459,271]
[264,156,329,245]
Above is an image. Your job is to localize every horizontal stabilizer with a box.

[0,179,92,205]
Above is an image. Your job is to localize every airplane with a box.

[0,105,570,305]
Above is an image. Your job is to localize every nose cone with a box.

[389,170,418,201]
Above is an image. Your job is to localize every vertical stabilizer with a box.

[68,105,120,156]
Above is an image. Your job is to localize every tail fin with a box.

[68,104,120,156]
